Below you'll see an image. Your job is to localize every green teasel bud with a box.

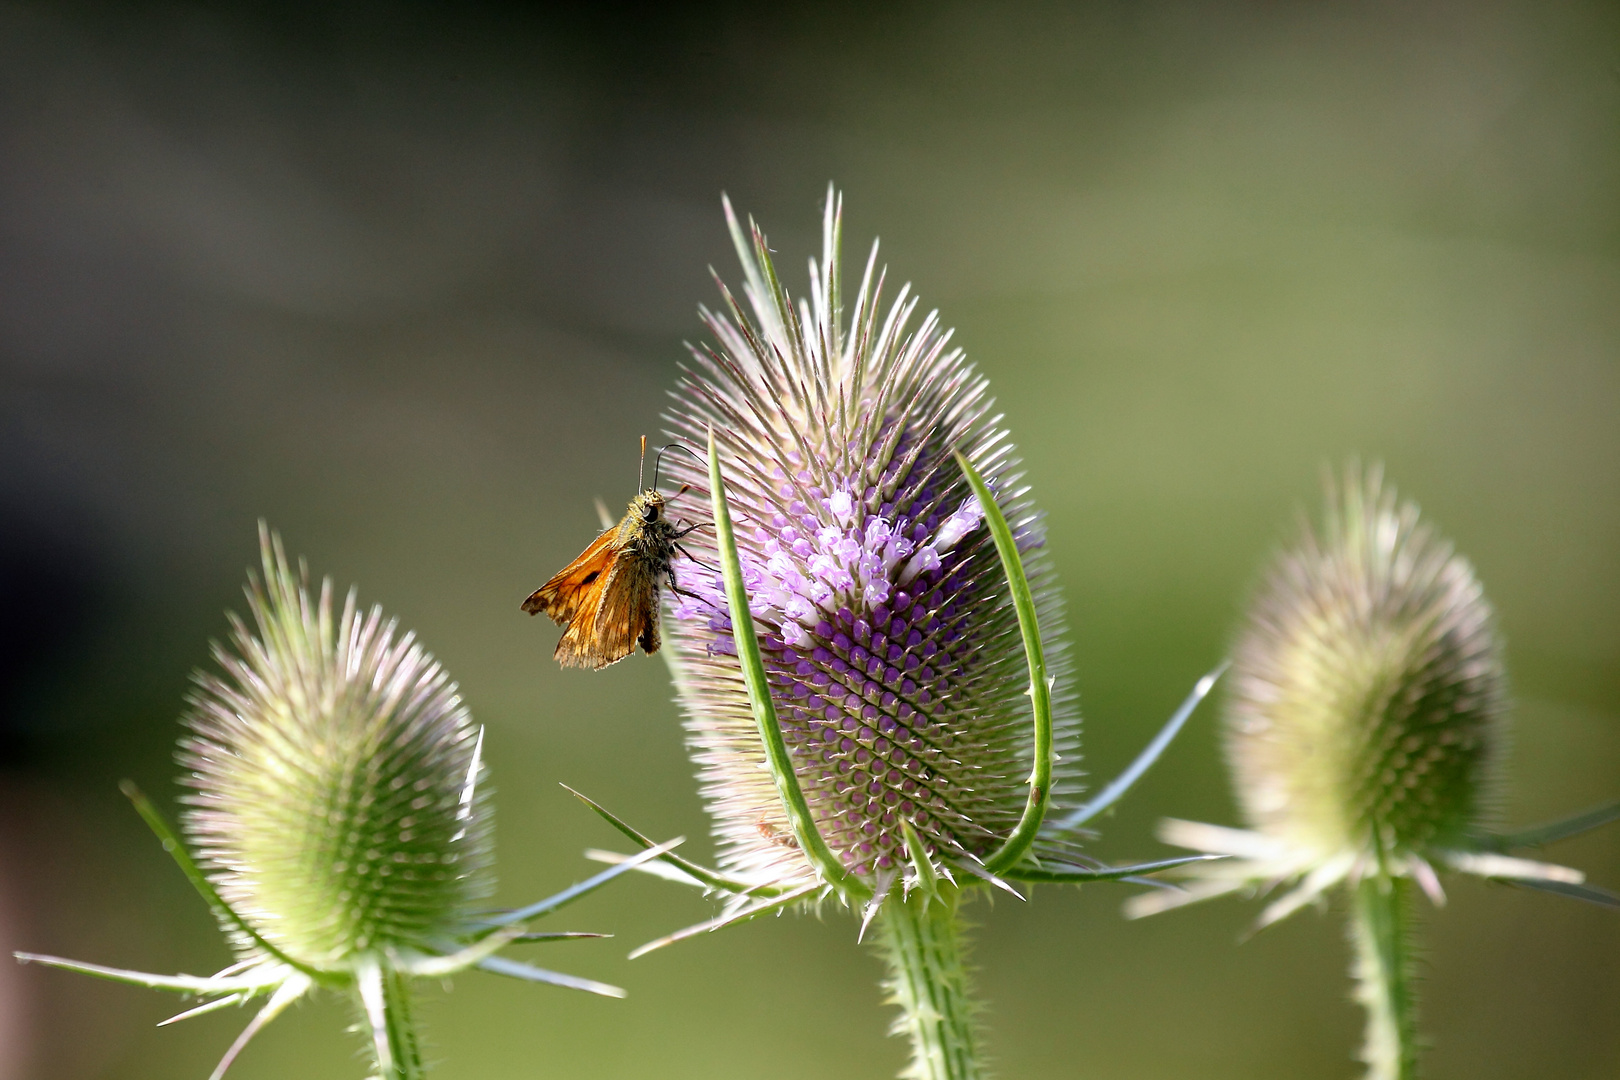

[1226,462,1505,866]
[1133,463,1619,1080]
[15,526,657,1080]
[179,528,493,966]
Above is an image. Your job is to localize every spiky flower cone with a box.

[1227,463,1504,872]
[16,528,646,1080]
[1132,464,1618,1080]
[578,191,1280,1079]
[643,190,1083,1080]
[180,531,493,970]
[663,192,1080,902]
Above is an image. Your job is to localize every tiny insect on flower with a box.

[522,437,708,670]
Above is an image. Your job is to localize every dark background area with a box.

[1,2,1617,1077]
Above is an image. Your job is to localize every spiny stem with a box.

[875,884,983,1080]
[384,969,425,1080]
[363,964,426,1080]
[1351,874,1419,1080]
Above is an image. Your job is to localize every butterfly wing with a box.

[593,547,659,658]
[554,546,658,669]
[522,525,621,627]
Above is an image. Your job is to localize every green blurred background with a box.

[1,2,1616,1077]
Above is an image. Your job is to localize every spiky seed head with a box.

[663,191,1080,894]
[1226,464,1504,865]
[179,528,492,970]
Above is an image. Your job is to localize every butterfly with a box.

[522,441,705,670]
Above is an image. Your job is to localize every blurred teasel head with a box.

[658,189,1081,906]
[1134,463,1605,924]
[1129,467,1620,1080]
[181,527,494,968]
[17,527,648,1080]
[1228,462,1503,875]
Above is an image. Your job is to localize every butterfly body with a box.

[522,490,681,669]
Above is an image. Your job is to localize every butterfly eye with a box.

[641,504,659,523]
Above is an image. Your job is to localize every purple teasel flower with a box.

[567,190,1228,1080]
[657,188,1084,909]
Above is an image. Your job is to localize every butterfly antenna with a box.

[653,443,705,494]
[638,435,647,491]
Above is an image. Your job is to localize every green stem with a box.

[380,968,425,1080]
[875,885,983,1080]
[1350,874,1419,1080]
[357,960,426,1080]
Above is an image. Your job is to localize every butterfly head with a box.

[631,489,667,525]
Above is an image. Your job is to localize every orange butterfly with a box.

[522,441,704,670]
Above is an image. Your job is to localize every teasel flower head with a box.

[16,527,670,1080]
[654,188,1083,912]
[1128,464,1619,1079]
[568,190,1226,1080]
[1223,461,1505,890]
[181,529,496,969]
[1132,464,1619,925]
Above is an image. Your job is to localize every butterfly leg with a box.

[666,568,718,608]
[674,543,720,574]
